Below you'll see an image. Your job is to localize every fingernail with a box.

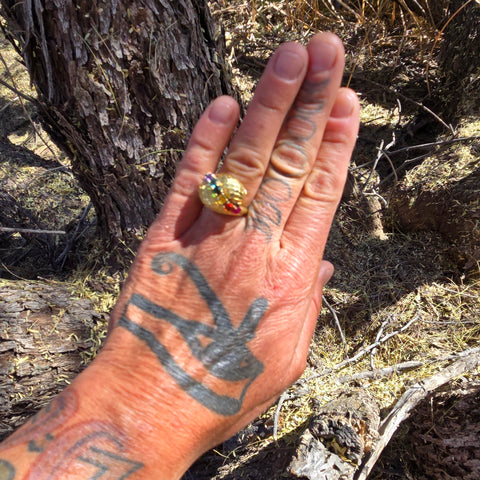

[208,100,235,125]
[331,90,355,118]
[311,41,337,73]
[273,50,305,81]
[319,261,334,286]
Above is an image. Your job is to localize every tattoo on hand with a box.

[1,390,77,450]
[77,446,143,479]
[247,77,330,241]
[119,252,268,416]
[248,177,291,241]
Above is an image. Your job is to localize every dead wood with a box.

[356,349,480,480]
[289,389,380,480]
[0,280,104,440]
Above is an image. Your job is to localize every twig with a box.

[364,191,388,208]
[0,96,19,113]
[55,203,93,268]
[23,166,72,190]
[0,78,37,104]
[273,390,289,440]
[351,136,480,174]
[377,148,398,183]
[341,360,424,383]
[340,347,480,383]
[337,314,420,370]
[322,295,347,349]
[370,319,388,371]
[307,314,421,381]
[362,114,399,192]
[378,151,432,186]
[361,139,384,193]
[387,136,480,155]
[0,227,66,235]
[355,348,480,480]
[351,75,455,135]
[431,282,480,300]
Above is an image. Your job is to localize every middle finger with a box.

[247,32,346,242]
[219,41,309,197]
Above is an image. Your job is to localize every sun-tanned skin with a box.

[0,32,359,480]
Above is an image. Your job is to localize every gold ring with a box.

[199,173,248,216]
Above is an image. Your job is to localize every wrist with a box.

[76,328,218,478]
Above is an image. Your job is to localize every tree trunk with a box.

[0,0,233,247]
[437,0,480,120]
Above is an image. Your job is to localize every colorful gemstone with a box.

[205,173,216,183]
[199,172,247,216]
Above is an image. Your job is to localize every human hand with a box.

[102,30,359,474]
[0,32,359,480]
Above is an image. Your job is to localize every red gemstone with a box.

[225,202,241,214]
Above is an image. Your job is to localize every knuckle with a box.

[295,78,330,112]
[303,167,346,203]
[225,148,266,177]
[258,94,286,115]
[270,140,310,178]
[285,113,317,141]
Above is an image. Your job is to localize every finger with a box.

[219,42,309,201]
[281,88,360,259]
[246,32,346,242]
[290,260,334,374]
[153,96,240,238]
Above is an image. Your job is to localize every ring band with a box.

[199,173,248,216]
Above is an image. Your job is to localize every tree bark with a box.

[437,0,480,120]
[0,0,233,247]
[0,280,104,441]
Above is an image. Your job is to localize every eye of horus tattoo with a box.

[119,252,268,416]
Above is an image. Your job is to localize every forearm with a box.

[0,344,204,480]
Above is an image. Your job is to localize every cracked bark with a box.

[0,0,233,247]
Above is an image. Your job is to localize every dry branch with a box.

[316,313,421,378]
[0,227,66,235]
[322,295,347,348]
[355,348,480,480]
[339,347,480,383]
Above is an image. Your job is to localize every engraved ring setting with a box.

[199,173,248,216]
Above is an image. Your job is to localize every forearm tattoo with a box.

[0,392,143,479]
[1,390,78,451]
[24,425,143,479]
[119,252,268,416]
